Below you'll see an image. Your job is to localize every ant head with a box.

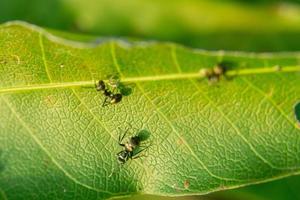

[107,74,120,88]
[96,80,106,91]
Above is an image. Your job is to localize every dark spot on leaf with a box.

[177,137,184,145]
[218,60,238,81]
[44,95,57,107]
[295,102,300,125]
[0,59,7,65]
[11,55,20,65]
[218,60,237,70]
[183,180,190,189]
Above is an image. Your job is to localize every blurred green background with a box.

[1,0,300,199]
[1,0,300,51]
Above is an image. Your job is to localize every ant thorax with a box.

[125,143,133,152]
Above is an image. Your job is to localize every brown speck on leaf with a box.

[219,183,226,190]
[177,137,184,145]
[0,59,7,65]
[11,55,20,65]
[184,180,190,189]
[44,95,57,107]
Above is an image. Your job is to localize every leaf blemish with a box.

[0,54,20,65]
[177,137,184,145]
[44,95,57,107]
[11,54,20,65]
[0,58,7,65]
[183,180,190,189]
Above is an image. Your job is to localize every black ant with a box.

[201,63,227,83]
[95,80,122,107]
[117,129,151,164]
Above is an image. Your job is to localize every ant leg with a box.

[111,87,116,94]
[102,97,108,107]
[116,150,123,156]
[139,141,153,149]
[116,150,124,156]
[132,154,147,160]
[118,128,129,145]
[132,148,150,160]
[132,145,151,158]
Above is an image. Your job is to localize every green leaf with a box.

[0,21,300,200]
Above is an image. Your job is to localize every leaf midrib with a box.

[0,66,299,94]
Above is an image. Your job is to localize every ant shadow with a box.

[295,101,300,124]
[219,60,237,70]
[135,129,151,142]
[118,82,135,97]
[219,60,239,81]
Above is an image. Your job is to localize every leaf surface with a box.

[0,22,300,200]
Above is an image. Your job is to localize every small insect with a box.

[95,80,123,107]
[117,129,150,164]
[200,63,227,83]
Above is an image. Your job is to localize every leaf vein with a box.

[38,32,52,82]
